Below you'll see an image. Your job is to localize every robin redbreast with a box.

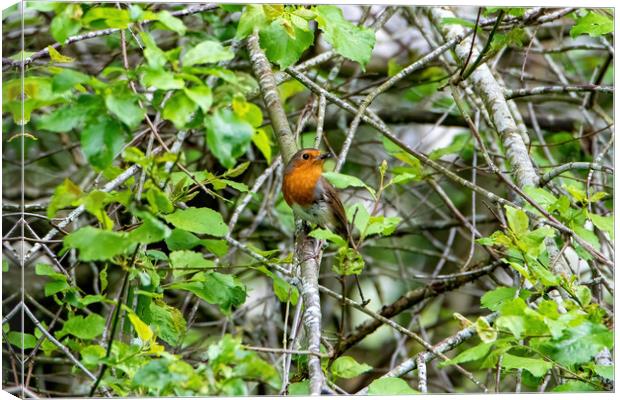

[282,148,368,305]
[282,148,351,243]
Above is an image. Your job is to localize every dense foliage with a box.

[2,3,614,396]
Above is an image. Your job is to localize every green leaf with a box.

[165,229,202,251]
[476,317,497,343]
[82,7,130,28]
[288,380,310,395]
[169,250,215,277]
[505,205,529,236]
[573,225,601,251]
[50,5,82,43]
[594,365,614,380]
[529,262,560,287]
[7,332,37,349]
[232,96,263,128]
[259,19,314,69]
[331,356,372,379]
[64,226,130,261]
[236,5,268,39]
[58,314,105,340]
[184,85,213,113]
[140,31,167,69]
[589,213,614,240]
[170,272,246,314]
[37,104,84,133]
[132,359,173,393]
[333,246,364,276]
[52,69,90,92]
[440,342,494,366]
[314,5,376,68]
[537,321,613,368]
[552,381,598,392]
[309,228,347,247]
[205,108,254,169]
[323,172,375,197]
[148,301,186,346]
[429,133,471,160]
[47,178,82,218]
[272,274,299,305]
[80,115,126,170]
[502,353,552,377]
[80,345,106,366]
[127,212,171,244]
[140,68,184,90]
[575,285,592,306]
[155,10,186,35]
[524,186,558,210]
[481,287,531,311]
[495,315,526,339]
[182,40,234,66]
[202,239,229,257]
[252,128,272,163]
[44,280,69,296]
[145,187,174,214]
[367,377,418,395]
[570,11,613,38]
[163,90,198,129]
[105,90,145,129]
[128,312,153,343]
[441,17,476,28]
[364,216,401,237]
[348,203,370,233]
[163,207,228,237]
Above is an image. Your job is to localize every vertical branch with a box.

[247,31,325,395]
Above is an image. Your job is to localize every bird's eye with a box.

[302,153,310,160]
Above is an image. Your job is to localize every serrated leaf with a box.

[440,342,493,366]
[169,250,215,277]
[163,90,198,129]
[259,19,314,69]
[314,5,376,68]
[236,5,268,39]
[47,178,82,218]
[205,108,254,169]
[331,356,372,379]
[52,69,89,92]
[105,90,145,129]
[148,301,186,346]
[7,332,37,349]
[502,353,552,377]
[182,40,234,66]
[64,226,130,261]
[323,171,375,197]
[184,85,213,112]
[58,314,105,340]
[309,228,347,247]
[141,68,184,90]
[367,377,418,395]
[570,11,613,38]
[80,115,126,170]
[163,207,228,237]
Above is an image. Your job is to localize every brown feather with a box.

[320,176,351,241]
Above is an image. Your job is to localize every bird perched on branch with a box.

[283,148,368,305]
[282,148,351,245]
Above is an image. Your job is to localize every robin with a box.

[282,148,351,243]
[282,148,368,305]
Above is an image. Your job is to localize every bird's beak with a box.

[319,152,332,160]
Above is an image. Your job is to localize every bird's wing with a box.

[319,176,350,239]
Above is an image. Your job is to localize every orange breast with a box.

[283,164,323,207]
